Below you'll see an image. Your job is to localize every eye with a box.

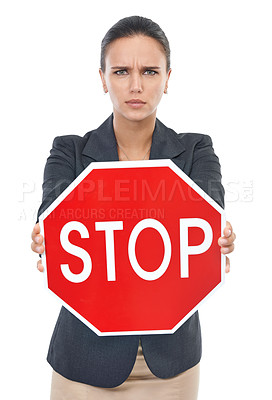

[144,70,158,76]
[114,70,128,75]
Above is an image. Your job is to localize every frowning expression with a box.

[99,35,171,122]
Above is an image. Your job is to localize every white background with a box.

[1,1,271,398]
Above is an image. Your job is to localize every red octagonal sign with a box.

[39,159,225,336]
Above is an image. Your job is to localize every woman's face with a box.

[99,35,171,122]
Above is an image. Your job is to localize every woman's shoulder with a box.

[49,129,95,153]
[158,119,214,149]
[52,129,94,144]
[176,132,215,155]
[177,131,213,146]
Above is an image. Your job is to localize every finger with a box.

[224,221,232,238]
[37,259,44,272]
[218,231,236,247]
[220,243,234,255]
[31,241,44,254]
[225,256,230,273]
[31,223,40,240]
[33,234,43,244]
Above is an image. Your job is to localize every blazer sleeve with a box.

[188,134,225,209]
[36,136,76,221]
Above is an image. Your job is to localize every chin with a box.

[118,108,156,122]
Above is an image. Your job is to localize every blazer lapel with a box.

[82,113,186,166]
[82,114,119,163]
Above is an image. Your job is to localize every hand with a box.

[218,221,236,273]
[31,222,45,272]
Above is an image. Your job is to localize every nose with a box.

[129,72,143,93]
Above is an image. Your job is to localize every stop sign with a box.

[39,159,225,336]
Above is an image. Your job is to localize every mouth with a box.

[126,99,146,104]
[125,99,146,108]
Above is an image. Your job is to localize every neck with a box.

[112,110,156,154]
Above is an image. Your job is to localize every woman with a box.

[31,16,236,400]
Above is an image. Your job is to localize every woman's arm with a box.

[31,136,77,272]
[188,134,236,272]
[37,136,76,218]
[188,134,225,209]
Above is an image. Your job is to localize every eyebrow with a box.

[110,66,161,70]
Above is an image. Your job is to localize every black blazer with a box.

[37,113,224,388]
